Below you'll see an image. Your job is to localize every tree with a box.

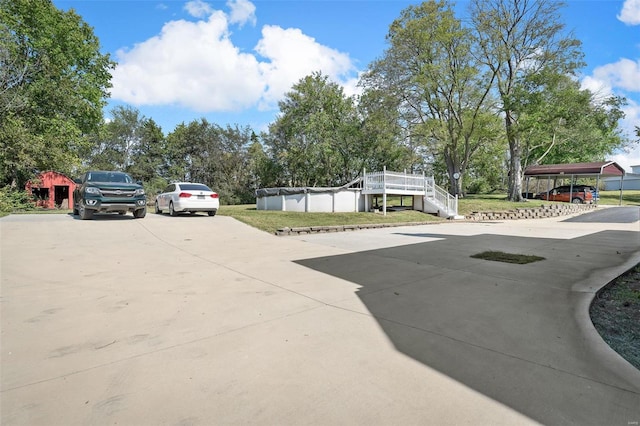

[356,87,413,173]
[0,0,114,187]
[128,118,166,184]
[266,72,363,187]
[166,119,254,204]
[87,106,146,171]
[360,1,497,196]
[515,71,628,167]
[247,133,280,190]
[470,0,584,201]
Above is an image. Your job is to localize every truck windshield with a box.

[87,172,133,183]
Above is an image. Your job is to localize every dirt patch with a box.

[589,263,640,370]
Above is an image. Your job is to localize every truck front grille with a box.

[100,189,136,198]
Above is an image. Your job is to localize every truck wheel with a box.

[73,203,79,215]
[79,204,93,220]
[133,208,146,219]
[571,197,582,204]
[169,202,178,217]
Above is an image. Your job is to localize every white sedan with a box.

[155,182,219,216]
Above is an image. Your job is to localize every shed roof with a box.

[524,161,625,178]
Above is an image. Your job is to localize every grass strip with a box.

[471,251,545,264]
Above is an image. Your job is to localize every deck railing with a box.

[363,170,458,217]
[425,176,458,216]
[363,170,426,192]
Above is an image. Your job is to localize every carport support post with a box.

[619,176,624,205]
[383,166,387,216]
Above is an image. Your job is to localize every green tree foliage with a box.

[166,120,254,204]
[361,0,502,196]
[356,87,414,173]
[0,0,114,187]
[266,72,368,187]
[470,0,584,201]
[128,118,167,184]
[87,106,146,171]
[247,135,281,190]
[515,71,628,166]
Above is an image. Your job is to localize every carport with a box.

[524,161,626,205]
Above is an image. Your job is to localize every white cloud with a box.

[255,25,355,109]
[111,12,264,111]
[618,0,640,25]
[227,0,256,27]
[110,1,357,114]
[609,151,640,173]
[580,75,614,101]
[590,59,640,92]
[184,0,214,18]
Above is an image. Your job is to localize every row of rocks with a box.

[275,203,598,236]
[465,203,597,221]
[275,221,436,236]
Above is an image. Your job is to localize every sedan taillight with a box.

[179,192,192,198]
[210,193,219,198]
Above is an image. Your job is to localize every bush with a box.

[0,186,36,213]
[466,178,491,195]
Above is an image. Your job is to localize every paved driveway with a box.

[1,208,639,425]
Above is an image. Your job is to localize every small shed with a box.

[25,171,76,209]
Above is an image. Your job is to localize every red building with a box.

[25,171,76,209]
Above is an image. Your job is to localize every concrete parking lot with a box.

[1,208,639,425]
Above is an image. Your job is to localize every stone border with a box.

[275,221,438,236]
[465,203,597,221]
[275,203,598,236]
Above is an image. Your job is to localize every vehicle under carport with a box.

[523,161,626,205]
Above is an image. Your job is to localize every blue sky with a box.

[54,0,640,171]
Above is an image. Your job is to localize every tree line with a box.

[1,0,636,205]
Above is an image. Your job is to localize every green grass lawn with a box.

[217,205,443,234]
[598,190,640,205]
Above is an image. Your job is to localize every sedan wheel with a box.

[572,197,582,204]
[155,201,161,214]
[169,202,178,217]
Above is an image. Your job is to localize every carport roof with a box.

[524,161,625,178]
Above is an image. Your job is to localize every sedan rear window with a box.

[179,184,212,191]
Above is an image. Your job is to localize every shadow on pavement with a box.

[296,230,640,425]
[563,206,639,223]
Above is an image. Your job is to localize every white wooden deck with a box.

[362,169,459,218]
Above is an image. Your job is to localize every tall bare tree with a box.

[470,0,584,201]
[361,0,499,196]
